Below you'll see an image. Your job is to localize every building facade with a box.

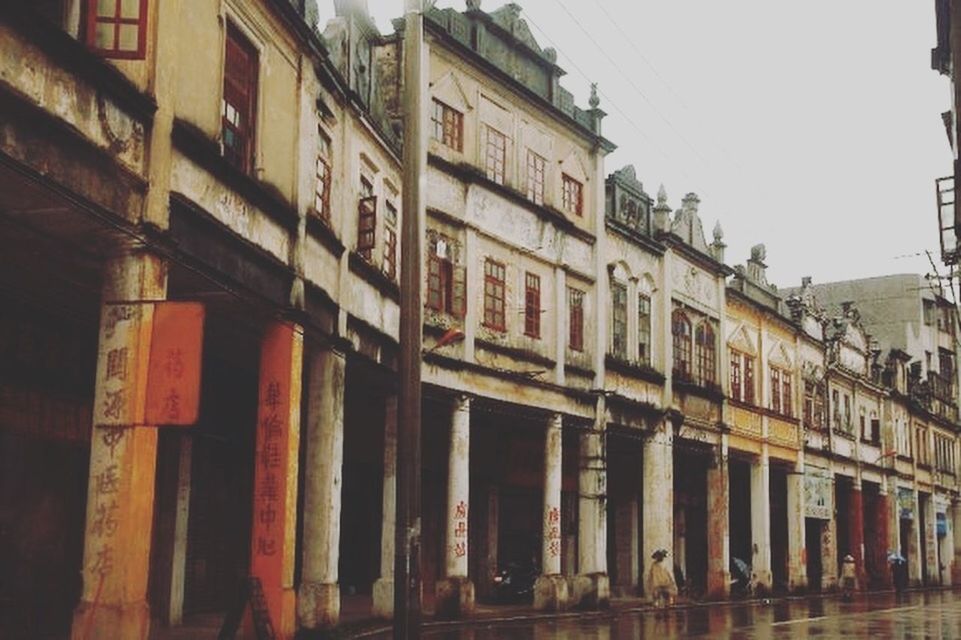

[3,1,961,639]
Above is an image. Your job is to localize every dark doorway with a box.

[805,518,823,592]
[673,446,709,598]
[769,466,789,593]
[728,459,753,573]
[919,493,930,585]
[835,476,852,571]
[607,430,641,595]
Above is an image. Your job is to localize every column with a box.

[251,322,303,638]
[786,460,807,592]
[908,490,923,586]
[373,395,398,619]
[168,437,192,625]
[952,498,961,584]
[72,248,166,640]
[535,414,569,610]
[297,346,346,630]
[876,484,893,588]
[641,420,673,600]
[822,501,838,591]
[706,437,730,599]
[435,395,474,618]
[923,493,938,583]
[573,397,609,609]
[848,479,866,588]
[750,449,772,591]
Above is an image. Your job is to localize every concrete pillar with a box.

[297,346,346,630]
[435,395,474,618]
[952,498,961,585]
[786,463,807,592]
[72,248,167,640]
[251,322,303,638]
[168,437,192,625]
[750,449,772,591]
[941,502,955,586]
[641,420,673,599]
[574,398,609,609]
[535,414,569,610]
[875,485,893,588]
[373,395,398,619]
[848,480,866,589]
[908,490,923,586]
[705,439,730,599]
[822,505,838,591]
[923,494,938,583]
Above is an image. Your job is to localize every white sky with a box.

[319,0,954,288]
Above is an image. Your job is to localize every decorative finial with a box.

[589,83,600,109]
[466,0,482,10]
[543,47,557,63]
[713,220,724,242]
[657,184,668,206]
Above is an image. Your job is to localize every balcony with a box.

[936,174,959,265]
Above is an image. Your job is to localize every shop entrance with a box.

[673,444,709,598]
[805,518,824,592]
[769,466,789,593]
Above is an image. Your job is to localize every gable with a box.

[767,341,793,369]
[727,323,757,356]
[431,71,472,113]
[559,148,589,183]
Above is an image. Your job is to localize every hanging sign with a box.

[898,487,915,521]
[144,302,205,425]
[804,468,833,520]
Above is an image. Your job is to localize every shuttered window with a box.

[483,259,506,331]
[569,288,584,352]
[524,272,541,338]
[222,25,258,174]
[357,196,377,261]
[85,0,149,60]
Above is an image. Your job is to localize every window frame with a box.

[695,322,716,386]
[562,174,584,216]
[524,272,541,338]
[383,201,398,280]
[671,309,692,381]
[569,287,584,352]
[637,293,652,366]
[771,367,782,414]
[526,150,546,205]
[431,99,463,151]
[312,149,332,224]
[729,348,742,400]
[357,193,377,262]
[222,23,259,175]
[485,126,507,185]
[483,258,507,332]
[84,0,149,60]
[611,282,628,359]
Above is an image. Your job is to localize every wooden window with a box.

[84,0,149,59]
[383,202,398,280]
[744,356,755,404]
[222,24,258,174]
[426,234,465,317]
[803,381,814,428]
[485,127,506,185]
[871,417,881,444]
[431,99,463,151]
[357,178,377,261]
[812,387,824,430]
[611,282,628,358]
[843,395,852,431]
[695,322,716,386]
[730,349,742,401]
[672,310,692,381]
[524,272,541,338]
[526,151,545,205]
[832,389,841,430]
[483,258,506,331]
[562,174,583,216]
[569,287,584,352]
[771,368,782,414]
[312,134,332,223]
[638,294,651,365]
[782,372,792,417]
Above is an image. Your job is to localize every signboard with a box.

[898,487,915,521]
[804,468,833,520]
[144,302,205,425]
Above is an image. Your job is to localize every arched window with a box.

[695,322,716,386]
[672,310,692,381]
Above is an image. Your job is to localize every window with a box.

[859,411,867,441]
[524,272,541,338]
[357,176,376,261]
[638,294,651,365]
[782,372,792,417]
[562,174,583,216]
[526,151,546,205]
[431,99,463,151]
[383,202,398,280]
[672,310,692,381]
[803,382,814,428]
[843,394,852,431]
[923,300,935,326]
[569,287,584,352]
[312,133,332,223]
[695,322,716,386]
[813,387,824,429]
[611,282,628,359]
[485,127,506,184]
[832,389,841,430]
[730,349,742,400]
[84,0,149,59]
[870,417,881,444]
[426,234,465,317]
[483,258,506,331]
[771,368,782,414]
[744,356,755,404]
[222,24,258,174]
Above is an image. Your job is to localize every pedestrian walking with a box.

[888,551,907,597]
[646,549,678,609]
[841,554,857,601]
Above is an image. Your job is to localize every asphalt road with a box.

[419,591,961,639]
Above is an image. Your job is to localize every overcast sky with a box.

[319,0,953,288]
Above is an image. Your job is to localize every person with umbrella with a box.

[887,550,907,596]
[840,554,857,600]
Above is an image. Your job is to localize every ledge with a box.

[306,214,345,257]
[347,251,400,302]
[604,354,665,385]
[475,337,556,369]
[671,377,725,403]
[172,118,299,231]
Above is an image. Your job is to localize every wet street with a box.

[417,591,961,639]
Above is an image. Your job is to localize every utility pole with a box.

[395,0,425,637]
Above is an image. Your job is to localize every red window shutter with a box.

[426,253,442,311]
[357,196,377,260]
[84,0,149,60]
[451,265,467,318]
[222,25,258,174]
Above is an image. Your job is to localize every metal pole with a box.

[395,0,425,637]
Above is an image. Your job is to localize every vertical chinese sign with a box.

[251,322,302,638]
[144,302,204,425]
